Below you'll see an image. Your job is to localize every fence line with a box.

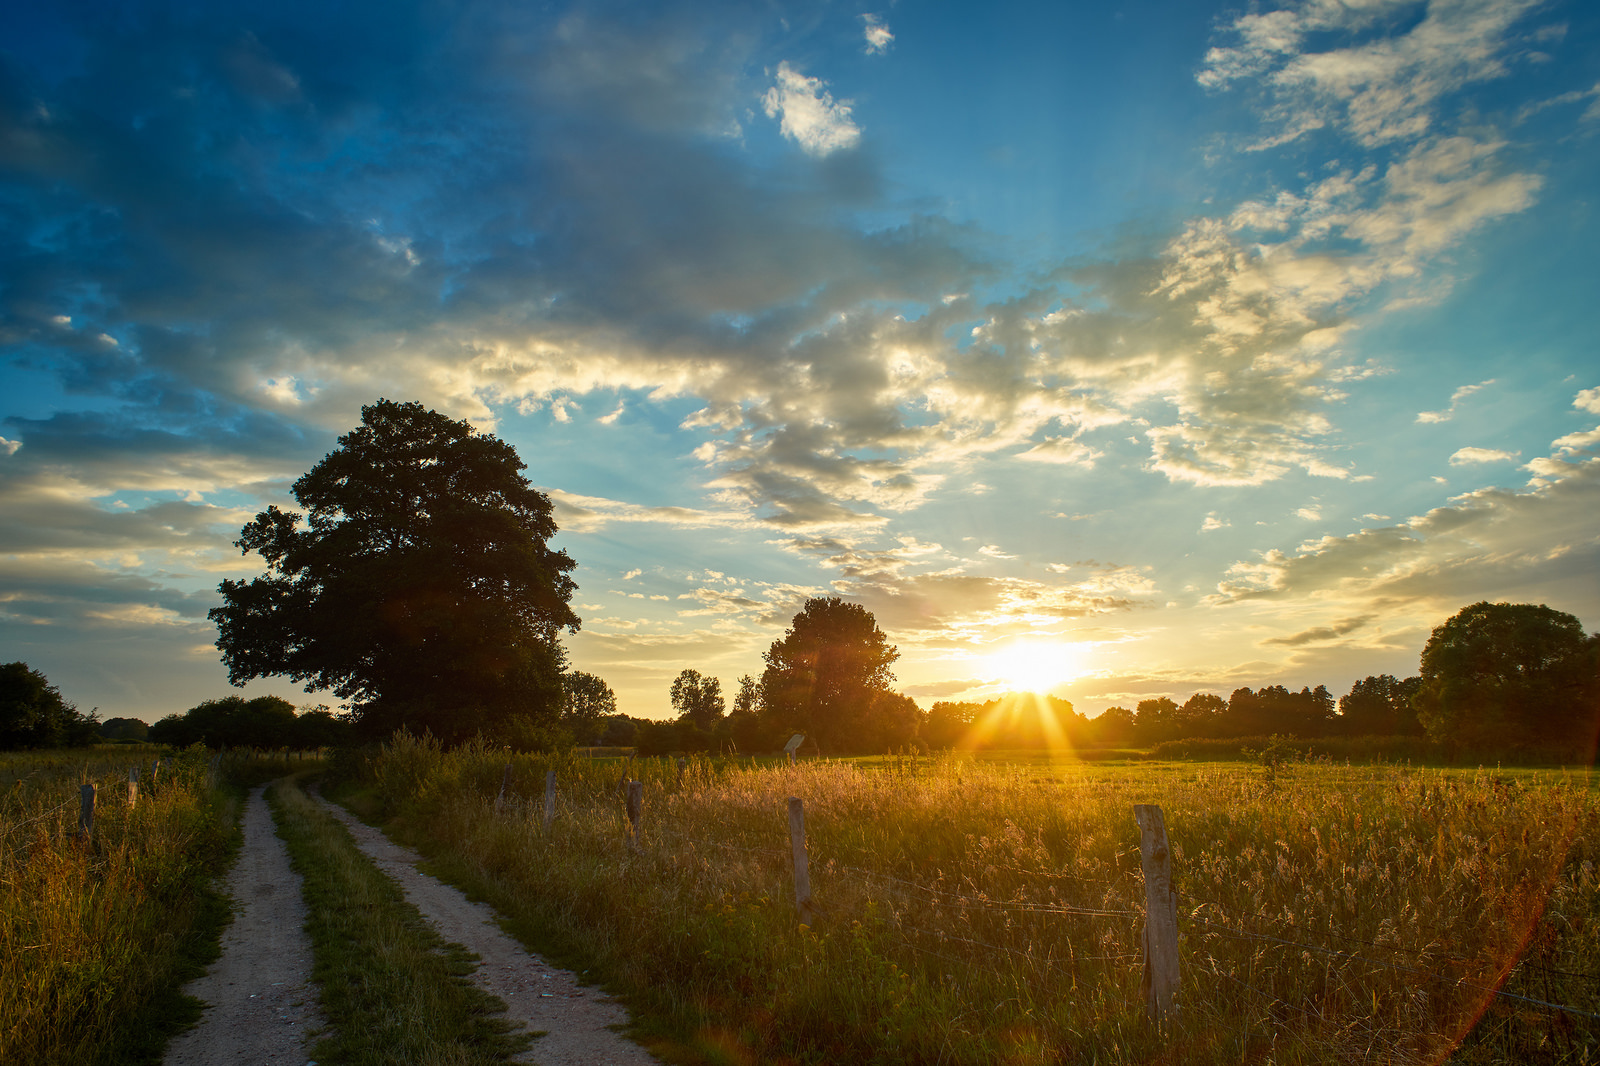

[490,762,1599,1041]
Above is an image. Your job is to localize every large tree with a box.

[210,400,580,742]
[759,597,899,753]
[1415,602,1598,751]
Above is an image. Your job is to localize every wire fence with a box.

[488,763,1600,1046]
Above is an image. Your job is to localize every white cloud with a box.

[762,62,861,156]
[547,489,755,533]
[1449,446,1518,465]
[1210,432,1600,618]
[1417,378,1494,423]
[1576,387,1600,415]
[622,568,642,580]
[1201,514,1230,531]
[861,14,894,55]
[0,438,20,456]
[1296,505,1322,521]
[1200,0,1549,148]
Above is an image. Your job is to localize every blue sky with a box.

[2,0,1597,724]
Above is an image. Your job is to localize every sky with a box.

[1,0,1597,726]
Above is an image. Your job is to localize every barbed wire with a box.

[1182,914,1600,1023]
[0,797,78,841]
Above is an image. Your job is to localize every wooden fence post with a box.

[676,757,687,784]
[542,769,557,831]
[496,763,513,813]
[1134,804,1180,1029]
[788,797,812,922]
[127,767,139,809]
[626,780,643,849]
[78,783,96,841]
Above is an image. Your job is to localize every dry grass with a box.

[348,736,1600,1064]
[0,746,236,1065]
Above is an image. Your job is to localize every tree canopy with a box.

[560,671,617,745]
[670,669,725,730]
[1415,601,1598,751]
[209,399,580,743]
[148,695,349,749]
[0,663,98,750]
[759,597,901,753]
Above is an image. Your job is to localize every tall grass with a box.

[0,746,237,1065]
[346,736,1600,1065]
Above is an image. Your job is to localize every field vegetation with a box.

[338,734,1600,1065]
[0,746,243,1064]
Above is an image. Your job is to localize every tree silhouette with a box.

[0,663,97,750]
[1338,675,1423,736]
[1415,602,1598,751]
[669,669,725,730]
[210,400,579,742]
[759,597,899,753]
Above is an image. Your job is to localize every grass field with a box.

[340,735,1600,1065]
[0,746,239,1065]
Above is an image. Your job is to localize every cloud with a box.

[1576,387,1600,415]
[1449,446,1519,465]
[1210,427,1600,618]
[546,489,755,533]
[1417,379,1495,423]
[861,14,894,55]
[1201,514,1230,531]
[1199,0,1550,148]
[1261,614,1375,647]
[762,62,861,156]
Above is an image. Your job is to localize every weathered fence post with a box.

[626,780,643,849]
[78,783,96,841]
[542,769,557,831]
[676,757,687,784]
[127,766,139,809]
[788,796,812,922]
[496,763,513,813]
[1134,804,1180,1029]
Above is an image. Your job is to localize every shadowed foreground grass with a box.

[0,747,235,1066]
[343,736,1600,1065]
[266,773,530,1066]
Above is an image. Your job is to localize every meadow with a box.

[0,746,244,1065]
[341,736,1600,1065]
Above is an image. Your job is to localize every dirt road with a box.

[164,783,660,1066]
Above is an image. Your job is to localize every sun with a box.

[981,639,1088,695]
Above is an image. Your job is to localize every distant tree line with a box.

[148,696,352,750]
[628,599,1598,760]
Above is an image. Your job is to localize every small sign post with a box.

[784,734,805,766]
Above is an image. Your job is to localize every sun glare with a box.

[982,639,1087,695]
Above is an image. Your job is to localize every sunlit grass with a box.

[346,736,1600,1064]
[0,746,236,1065]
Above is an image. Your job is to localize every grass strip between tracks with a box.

[266,773,531,1066]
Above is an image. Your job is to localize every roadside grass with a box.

[0,746,237,1066]
[266,772,532,1066]
[343,734,1600,1065]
